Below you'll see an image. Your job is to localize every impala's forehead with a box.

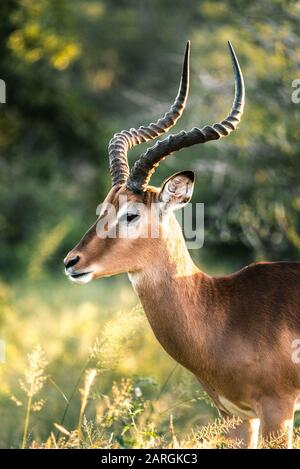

[103,185,159,211]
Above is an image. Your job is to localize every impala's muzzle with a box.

[64,253,94,284]
[64,255,80,270]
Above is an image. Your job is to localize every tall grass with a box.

[12,348,300,448]
[1,277,300,449]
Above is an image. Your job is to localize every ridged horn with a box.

[108,41,190,186]
[126,41,245,192]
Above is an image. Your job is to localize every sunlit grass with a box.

[1,276,299,449]
[0,276,214,448]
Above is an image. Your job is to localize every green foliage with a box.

[1,0,300,275]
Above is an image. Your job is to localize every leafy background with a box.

[0,0,300,448]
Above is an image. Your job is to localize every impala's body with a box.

[64,42,300,448]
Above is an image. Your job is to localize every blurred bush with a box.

[1,0,300,276]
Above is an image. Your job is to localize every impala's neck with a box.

[128,215,211,372]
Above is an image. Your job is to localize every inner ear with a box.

[159,170,195,210]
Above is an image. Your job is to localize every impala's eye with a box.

[119,212,139,224]
[126,213,139,223]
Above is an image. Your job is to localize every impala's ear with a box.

[159,170,195,211]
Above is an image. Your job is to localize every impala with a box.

[64,41,300,448]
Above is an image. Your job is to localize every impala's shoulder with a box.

[235,260,300,277]
[238,261,300,275]
[211,261,300,285]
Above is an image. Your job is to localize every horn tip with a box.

[227,40,239,68]
[227,40,234,53]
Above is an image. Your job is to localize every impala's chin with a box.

[69,272,94,284]
[65,268,94,285]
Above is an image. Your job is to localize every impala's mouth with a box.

[65,268,94,284]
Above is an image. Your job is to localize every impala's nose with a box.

[64,255,80,270]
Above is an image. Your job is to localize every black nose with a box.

[64,255,80,269]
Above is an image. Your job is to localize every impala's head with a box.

[64,41,244,284]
